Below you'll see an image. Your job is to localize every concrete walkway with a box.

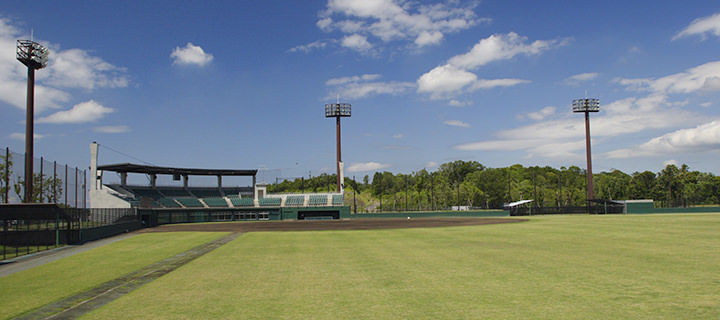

[0,232,138,278]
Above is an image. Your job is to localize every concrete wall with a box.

[89,189,131,209]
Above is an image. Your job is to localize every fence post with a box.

[40,157,43,202]
[53,161,57,203]
[65,164,68,206]
[83,169,87,209]
[75,167,78,208]
[4,147,8,203]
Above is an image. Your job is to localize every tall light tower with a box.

[325,101,351,192]
[17,39,49,203]
[572,98,600,202]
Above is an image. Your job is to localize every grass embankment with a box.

[0,232,227,319]
[84,214,719,319]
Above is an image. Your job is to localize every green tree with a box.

[595,170,631,200]
[14,172,64,203]
[1,152,12,203]
[630,171,657,200]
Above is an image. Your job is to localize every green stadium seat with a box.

[258,197,282,206]
[158,198,181,208]
[175,197,205,208]
[203,197,229,207]
[230,197,254,207]
[309,195,329,206]
[286,195,305,206]
[332,194,344,206]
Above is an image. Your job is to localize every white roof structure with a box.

[505,199,534,208]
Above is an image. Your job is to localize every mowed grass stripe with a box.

[84,214,720,319]
[0,232,227,320]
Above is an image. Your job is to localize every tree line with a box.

[272,160,720,211]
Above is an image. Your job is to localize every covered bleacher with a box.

[92,163,347,210]
[93,163,258,209]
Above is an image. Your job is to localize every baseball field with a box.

[1,213,718,319]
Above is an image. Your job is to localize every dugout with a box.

[282,206,349,220]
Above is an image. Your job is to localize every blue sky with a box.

[2,0,720,183]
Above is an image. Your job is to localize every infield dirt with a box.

[139,217,528,233]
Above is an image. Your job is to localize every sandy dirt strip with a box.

[140,217,528,233]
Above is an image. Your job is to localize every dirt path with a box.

[140,217,527,233]
[13,233,241,320]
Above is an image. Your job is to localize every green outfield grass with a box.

[0,232,227,319]
[81,214,720,319]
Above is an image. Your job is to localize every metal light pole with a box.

[17,40,49,203]
[325,101,351,192]
[572,98,600,202]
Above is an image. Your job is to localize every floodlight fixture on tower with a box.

[17,39,49,203]
[325,102,351,193]
[572,98,600,203]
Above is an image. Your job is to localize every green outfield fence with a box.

[349,210,510,218]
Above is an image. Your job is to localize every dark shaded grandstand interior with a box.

[94,163,344,209]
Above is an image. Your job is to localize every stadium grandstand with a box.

[89,143,349,223]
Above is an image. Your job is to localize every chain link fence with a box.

[2,147,86,208]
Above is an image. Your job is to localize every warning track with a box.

[140,217,527,233]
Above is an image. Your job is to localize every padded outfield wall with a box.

[622,200,720,214]
[139,206,352,226]
[348,210,509,219]
[628,206,720,214]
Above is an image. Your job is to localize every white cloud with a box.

[326,74,381,86]
[415,31,443,47]
[347,161,391,172]
[417,32,561,99]
[425,161,438,168]
[93,125,131,133]
[454,93,704,160]
[444,120,470,128]
[673,12,720,40]
[417,65,529,99]
[341,34,373,52]
[44,49,129,89]
[319,0,484,51]
[0,17,126,114]
[10,132,45,140]
[171,42,214,66]
[417,65,477,97]
[288,40,328,53]
[563,72,599,85]
[447,32,562,70]
[392,134,404,139]
[448,99,470,107]
[615,61,720,94]
[331,81,414,100]
[524,106,556,121]
[606,120,720,158]
[473,79,530,90]
[326,73,414,99]
[663,159,680,167]
[37,100,114,124]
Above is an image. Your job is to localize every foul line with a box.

[13,233,242,320]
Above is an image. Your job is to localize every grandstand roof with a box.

[97,163,257,177]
